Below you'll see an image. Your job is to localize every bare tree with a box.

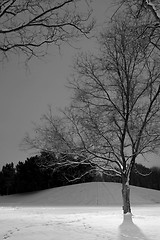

[68,14,160,215]
[114,0,160,51]
[0,0,94,62]
[115,0,160,21]
[23,14,160,215]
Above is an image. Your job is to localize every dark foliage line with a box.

[102,163,160,191]
[0,152,95,195]
[0,152,160,195]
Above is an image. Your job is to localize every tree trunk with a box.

[122,176,131,215]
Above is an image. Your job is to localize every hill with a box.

[0,182,160,207]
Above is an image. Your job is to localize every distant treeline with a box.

[0,152,94,195]
[0,152,160,195]
[103,164,160,191]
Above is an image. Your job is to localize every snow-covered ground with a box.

[0,182,160,240]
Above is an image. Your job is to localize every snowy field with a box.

[0,182,160,240]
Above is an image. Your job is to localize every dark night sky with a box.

[0,0,113,169]
[0,0,160,169]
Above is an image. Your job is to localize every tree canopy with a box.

[0,0,94,62]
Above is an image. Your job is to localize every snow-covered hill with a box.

[1,182,160,240]
[0,182,160,207]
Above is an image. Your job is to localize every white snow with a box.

[0,182,160,239]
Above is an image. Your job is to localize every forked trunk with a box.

[122,176,131,215]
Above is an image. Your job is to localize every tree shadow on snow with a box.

[118,214,149,240]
